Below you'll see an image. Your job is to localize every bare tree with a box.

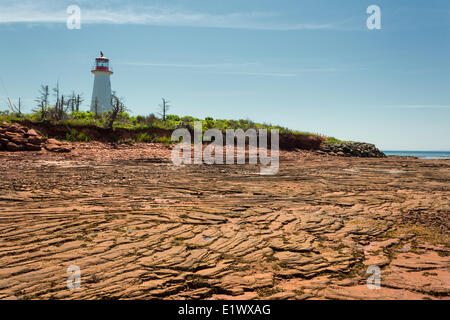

[50,94,65,121]
[58,95,65,120]
[48,89,67,121]
[16,98,22,115]
[75,94,84,112]
[158,98,170,121]
[65,92,84,113]
[35,85,49,107]
[53,82,60,107]
[93,97,99,117]
[33,83,84,119]
[7,97,22,116]
[105,94,126,130]
[67,91,76,113]
[34,84,50,118]
[49,82,66,120]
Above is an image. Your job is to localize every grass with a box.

[65,129,92,142]
[324,136,345,144]
[0,110,345,143]
[155,136,172,145]
[136,132,154,143]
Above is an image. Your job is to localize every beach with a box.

[0,142,448,299]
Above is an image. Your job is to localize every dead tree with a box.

[16,98,22,115]
[59,95,65,120]
[68,92,76,113]
[36,84,49,107]
[65,92,84,113]
[75,94,84,112]
[93,97,99,117]
[53,82,60,107]
[34,84,50,118]
[51,94,66,121]
[105,95,126,130]
[7,98,22,116]
[158,98,170,121]
[48,82,67,120]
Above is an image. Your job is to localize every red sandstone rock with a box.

[24,143,42,151]
[27,135,44,145]
[44,138,72,152]
[46,138,62,145]
[44,143,71,153]
[0,143,447,300]
[7,124,26,134]
[6,142,23,151]
[26,129,39,136]
[5,132,22,140]
[0,123,64,153]
[10,136,28,145]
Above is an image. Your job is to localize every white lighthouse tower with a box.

[90,51,113,113]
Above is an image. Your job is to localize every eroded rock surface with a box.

[0,143,448,300]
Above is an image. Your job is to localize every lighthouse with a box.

[90,51,113,114]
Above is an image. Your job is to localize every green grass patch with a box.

[65,129,92,142]
[136,132,154,143]
[324,136,345,144]
[156,136,173,145]
[0,109,347,143]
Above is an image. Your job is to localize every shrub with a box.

[66,129,92,142]
[203,117,215,130]
[77,132,92,142]
[0,111,24,123]
[156,136,172,145]
[136,132,154,143]
[180,116,198,123]
[117,111,131,123]
[136,114,157,126]
[166,114,180,121]
[71,111,96,120]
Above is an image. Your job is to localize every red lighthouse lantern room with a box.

[91,51,113,74]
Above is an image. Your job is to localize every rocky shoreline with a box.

[320,142,386,158]
[0,122,71,153]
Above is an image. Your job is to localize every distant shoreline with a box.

[383,151,450,160]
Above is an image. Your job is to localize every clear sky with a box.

[0,0,449,150]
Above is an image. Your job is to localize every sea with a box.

[383,151,450,160]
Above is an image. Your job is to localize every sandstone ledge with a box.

[0,143,447,300]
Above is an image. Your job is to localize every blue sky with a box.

[0,0,449,150]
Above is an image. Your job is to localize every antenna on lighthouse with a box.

[100,51,104,57]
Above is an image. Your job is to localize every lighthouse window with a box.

[97,61,108,68]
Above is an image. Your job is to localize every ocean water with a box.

[383,151,450,160]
